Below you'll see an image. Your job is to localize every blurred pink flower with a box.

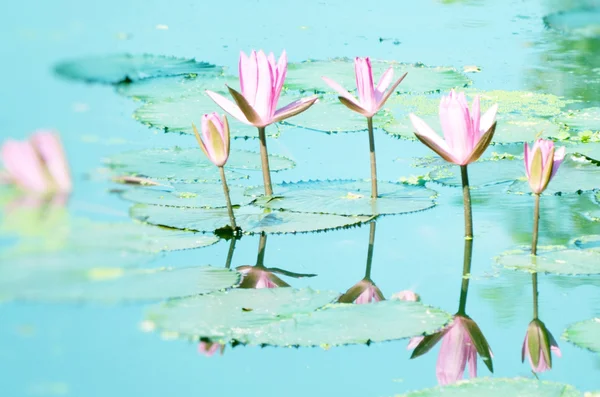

[522,319,562,373]
[338,279,384,304]
[193,113,230,167]
[524,139,566,194]
[198,341,225,357]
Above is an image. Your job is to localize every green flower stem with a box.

[457,237,473,315]
[224,238,237,269]
[364,222,376,279]
[219,166,237,231]
[367,116,378,199]
[256,233,267,267]
[460,165,473,239]
[257,126,273,196]
[532,193,541,256]
[532,272,539,319]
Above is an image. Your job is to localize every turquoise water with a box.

[1,0,600,396]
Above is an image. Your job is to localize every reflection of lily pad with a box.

[147,288,451,347]
[555,107,600,133]
[119,183,254,208]
[116,74,238,102]
[285,59,471,94]
[105,148,295,183]
[0,264,239,303]
[283,96,393,133]
[429,158,523,188]
[131,204,371,234]
[508,155,600,195]
[55,54,222,84]
[496,247,600,275]
[544,8,600,37]
[398,377,581,397]
[246,180,436,216]
[133,94,284,139]
[564,318,600,353]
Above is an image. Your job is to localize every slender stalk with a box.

[532,272,539,319]
[531,193,541,256]
[460,165,473,239]
[367,117,378,199]
[364,222,376,279]
[457,237,473,315]
[256,233,267,267]
[257,126,273,196]
[224,238,237,269]
[219,166,237,231]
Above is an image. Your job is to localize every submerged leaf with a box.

[564,318,600,353]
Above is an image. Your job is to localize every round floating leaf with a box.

[116,74,238,102]
[105,148,294,183]
[508,155,600,195]
[131,204,371,234]
[0,264,239,303]
[133,94,285,139]
[544,8,600,37]
[398,377,581,397]
[246,180,436,216]
[564,318,600,353]
[429,158,523,188]
[283,96,393,133]
[285,59,471,94]
[55,54,222,84]
[555,107,600,133]
[496,248,600,275]
[585,191,600,221]
[147,288,340,342]
[119,183,254,208]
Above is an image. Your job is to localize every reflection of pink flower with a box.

[338,279,384,304]
[522,319,561,373]
[198,341,225,357]
[236,265,290,289]
[392,290,420,302]
[1,130,71,194]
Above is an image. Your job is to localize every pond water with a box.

[1,0,600,396]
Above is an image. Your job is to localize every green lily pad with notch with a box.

[0,264,239,303]
[105,148,295,183]
[130,203,372,234]
[246,180,436,216]
[147,287,340,343]
[429,158,523,188]
[555,107,600,134]
[282,95,393,133]
[570,142,600,161]
[119,183,254,208]
[564,318,600,353]
[396,377,582,397]
[508,155,600,195]
[496,247,600,275]
[285,59,471,94]
[116,74,238,102]
[133,93,286,139]
[544,8,600,37]
[54,54,222,84]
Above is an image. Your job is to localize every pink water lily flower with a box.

[198,341,225,357]
[193,113,230,167]
[524,139,566,194]
[1,130,72,194]
[338,279,384,304]
[206,50,318,128]
[322,57,407,118]
[237,265,290,289]
[522,319,562,373]
[409,90,498,165]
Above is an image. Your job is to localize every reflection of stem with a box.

[257,127,273,196]
[219,166,237,230]
[224,238,237,269]
[532,193,541,256]
[532,272,539,319]
[460,165,473,239]
[457,237,473,315]
[364,222,376,279]
[367,117,378,199]
[256,233,267,267]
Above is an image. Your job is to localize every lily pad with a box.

[0,264,240,303]
[555,107,600,134]
[146,288,451,347]
[544,8,600,37]
[133,94,284,139]
[131,204,371,234]
[246,180,436,216]
[508,155,600,195]
[564,318,600,353]
[54,54,221,84]
[285,59,471,94]
[397,377,581,397]
[119,183,254,208]
[116,74,238,102]
[429,158,523,188]
[105,148,295,183]
[496,248,600,275]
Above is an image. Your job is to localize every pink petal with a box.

[409,114,455,162]
[392,290,419,302]
[30,131,72,193]
[436,320,468,385]
[338,96,371,117]
[206,90,251,125]
[550,146,566,180]
[374,72,407,112]
[200,114,218,162]
[273,50,287,111]
[467,344,478,379]
[272,96,318,123]
[355,57,375,113]
[254,51,275,122]
[523,142,531,179]
[407,336,424,350]
[479,103,498,135]
[374,66,394,103]
[1,140,50,193]
[239,50,258,105]
[470,96,481,147]
[322,76,360,105]
[445,95,471,164]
